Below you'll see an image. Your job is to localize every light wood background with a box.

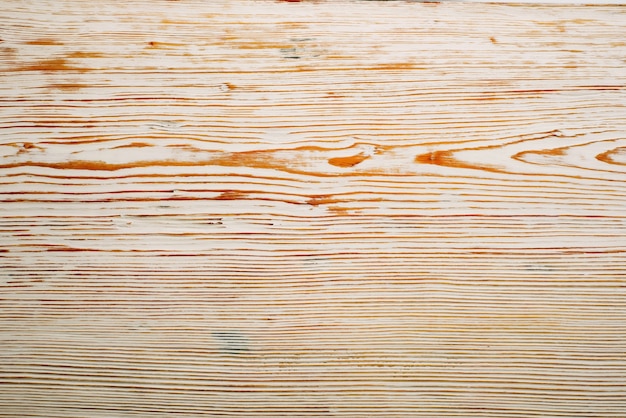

[1,1,626,417]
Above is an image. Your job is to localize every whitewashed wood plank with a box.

[1,1,626,417]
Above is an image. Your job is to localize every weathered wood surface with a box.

[1,1,626,417]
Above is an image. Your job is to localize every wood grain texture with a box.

[1,1,626,417]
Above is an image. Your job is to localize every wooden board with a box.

[1,1,626,417]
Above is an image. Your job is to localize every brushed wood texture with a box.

[1,1,626,417]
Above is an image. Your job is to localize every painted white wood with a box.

[1,1,626,417]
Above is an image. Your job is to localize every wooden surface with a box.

[2,1,626,417]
